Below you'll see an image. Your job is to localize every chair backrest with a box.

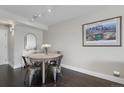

[22,49,36,67]
[56,51,61,54]
[57,55,63,67]
[56,51,63,66]
[49,54,63,67]
[29,58,42,67]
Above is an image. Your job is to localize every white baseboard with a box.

[61,64,124,85]
[13,64,23,69]
[8,62,23,69]
[0,63,8,65]
[0,62,23,69]
[0,61,8,65]
[8,63,14,69]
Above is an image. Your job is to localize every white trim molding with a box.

[61,64,124,85]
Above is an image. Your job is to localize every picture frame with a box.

[82,16,122,47]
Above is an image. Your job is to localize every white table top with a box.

[28,53,61,60]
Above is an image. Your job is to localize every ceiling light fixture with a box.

[31,13,41,21]
[47,9,52,13]
[31,6,56,22]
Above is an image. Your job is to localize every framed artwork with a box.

[82,16,122,47]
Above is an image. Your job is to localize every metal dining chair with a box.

[22,50,41,86]
[28,58,41,86]
[22,56,41,86]
[48,55,63,82]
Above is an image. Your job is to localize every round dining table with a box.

[28,52,62,84]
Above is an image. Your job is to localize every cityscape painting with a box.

[82,16,122,47]
[86,22,116,41]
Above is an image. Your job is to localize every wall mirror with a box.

[24,33,37,50]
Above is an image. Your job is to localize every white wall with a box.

[0,25,8,65]
[44,6,124,81]
[13,24,43,68]
[0,8,46,69]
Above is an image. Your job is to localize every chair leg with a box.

[60,67,63,77]
[53,67,57,82]
[29,69,36,86]
[57,67,63,77]
[24,69,29,85]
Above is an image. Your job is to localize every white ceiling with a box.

[0,5,109,26]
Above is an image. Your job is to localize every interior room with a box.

[0,5,124,87]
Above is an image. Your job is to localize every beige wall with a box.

[44,6,124,79]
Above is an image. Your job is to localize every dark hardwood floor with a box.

[0,64,123,87]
